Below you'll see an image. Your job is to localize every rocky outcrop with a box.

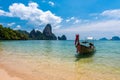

[29,29,44,40]
[29,29,36,39]
[111,36,120,40]
[58,35,67,40]
[43,24,57,40]
[0,24,66,40]
[99,37,108,40]
[29,24,57,40]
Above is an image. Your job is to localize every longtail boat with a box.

[75,42,95,58]
[75,35,95,58]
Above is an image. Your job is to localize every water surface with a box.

[0,40,120,80]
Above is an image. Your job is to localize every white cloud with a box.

[7,22,15,27]
[66,19,70,22]
[58,20,120,33]
[0,10,6,16]
[55,19,120,39]
[0,2,62,28]
[70,17,75,20]
[14,25,21,30]
[65,17,75,22]
[73,19,81,24]
[101,9,120,19]
[65,17,81,24]
[48,1,55,7]
[53,25,61,29]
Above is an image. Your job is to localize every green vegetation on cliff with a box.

[0,24,66,40]
[0,25,28,40]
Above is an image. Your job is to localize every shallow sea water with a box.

[0,40,120,80]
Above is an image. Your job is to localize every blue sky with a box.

[0,0,120,40]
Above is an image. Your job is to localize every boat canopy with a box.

[87,37,94,40]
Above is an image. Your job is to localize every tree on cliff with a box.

[0,25,28,40]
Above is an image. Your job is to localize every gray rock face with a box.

[43,24,57,40]
[43,24,52,36]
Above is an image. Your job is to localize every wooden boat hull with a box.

[80,45,95,54]
[75,45,95,58]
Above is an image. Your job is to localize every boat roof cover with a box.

[87,37,93,40]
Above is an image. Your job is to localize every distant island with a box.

[0,24,67,40]
[111,36,120,40]
[99,36,120,41]
[99,37,108,40]
[58,35,67,40]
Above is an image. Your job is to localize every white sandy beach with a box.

[0,55,120,80]
[0,69,22,80]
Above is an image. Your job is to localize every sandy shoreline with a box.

[0,63,23,80]
[0,60,120,80]
[0,69,22,80]
[0,63,45,80]
[0,57,76,80]
[0,53,120,80]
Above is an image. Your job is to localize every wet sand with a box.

[0,64,22,80]
[0,54,120,80]
[0,69,22,80]
[0,54,76,80]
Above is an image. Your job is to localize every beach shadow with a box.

[75,58,81,61]
[75,51,96,62]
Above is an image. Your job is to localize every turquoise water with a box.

[0,40,75,61]
[0,40,120,66]
[0,40,120,80]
